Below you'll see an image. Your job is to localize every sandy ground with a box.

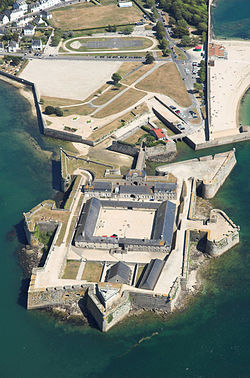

[94,209,155,239]
[20,59,122,100]
[209,40,250,139]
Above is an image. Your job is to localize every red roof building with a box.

[208,43,227,59]
[153,129,166,140]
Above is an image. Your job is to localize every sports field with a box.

[51,0,142,30]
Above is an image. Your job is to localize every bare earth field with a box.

[51,1,142,30]
[136,62,192,107]
[20,59,122,100]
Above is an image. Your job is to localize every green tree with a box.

[145,52,155,64]
[194,82,202,92]
[11,56,21,66]
[44,106,55,115]
[159,38,169,50]
[180,35,192,47]
[55,107,63,117]
[112,72,122,84]
[122,26,133,35]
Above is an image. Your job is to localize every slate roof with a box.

[107,261,131,284]
[75,197,101,241]
[154,182,177,193]
[139,259,165,290]
[152,200,176,246]
[93,181,112,192]
[119,185,151,195]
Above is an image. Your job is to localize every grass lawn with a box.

[51,0,142,30]
[92,85,125,106]
[136,62,192,107]
[173,46,186,60]
[121,62,155,85]
[123,128,146,144]
[93,88,146,118]
[136,264,146,286]
[41,96,82,109]
[81,261,103,282]
[62,104,94,116]
[65,36,153,52]
[117,61,142,77]
[89,102,148,141]
[62,260,81,279]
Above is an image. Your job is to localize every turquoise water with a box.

[212,0,250,39]
[1,1,250,375]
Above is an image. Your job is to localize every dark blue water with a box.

[212,0,250,39]
[1,1,250,375]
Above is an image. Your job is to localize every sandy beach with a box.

[209,39,250,139]
[20,59,122,100]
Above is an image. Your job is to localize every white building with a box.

[0,14,9,25]
[13,0,28,12]
[32,39,43,50]
[9,9,25,22]
[118,1,133,7]
[23,23,36,36]
[29,3,41,13]
[8,40,19,52]
[42,10,52,19]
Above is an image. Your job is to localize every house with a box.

[23,23,35,36]
[8,40,19,52]
[106,262,131,284]
[0,13,9,25]
[32,39,43,50]
[33,15,44,25]
[209,43,227,59]
[42,10,52,20]
[29,3,41,13]
[0,42,4,52]
[13,0,28,12]
[152,128,166,140]
[9,9,25,22]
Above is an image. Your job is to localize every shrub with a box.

[44,105,55,115]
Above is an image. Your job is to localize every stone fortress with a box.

[24,147,239,332]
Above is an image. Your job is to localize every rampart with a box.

[110,140,139,157]
[202,149,236,199]
[206,209,240,257]
[145,143,177,162]
[27,284,93,310]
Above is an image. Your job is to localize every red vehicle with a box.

[175,109,180,114]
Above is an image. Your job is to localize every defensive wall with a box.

[202,149,236,199]
[27,284,93,310]
[87,287,131,332]
[206,209,240,257]
[145,143,177,162]
[110,140,139,157]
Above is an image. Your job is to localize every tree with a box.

[194,82,202,92]
[163,48,171,56]
[122,26,133,35]
[55,107,63,117]
[11,56,21,66]
[106,24,116,32]
[159,38,169,50]
[44,106,55,115]
[112,72,122,85]
[180,35,192,47]
[145,52,155,64]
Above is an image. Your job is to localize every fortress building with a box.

[74,197,176,253]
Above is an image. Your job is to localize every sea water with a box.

[1,2,250,376]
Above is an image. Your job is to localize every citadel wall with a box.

[202,149,236,199]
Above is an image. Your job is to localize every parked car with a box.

[170,105,176,110]
[175,110,180,114]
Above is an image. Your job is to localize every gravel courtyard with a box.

[20,59,122,100]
